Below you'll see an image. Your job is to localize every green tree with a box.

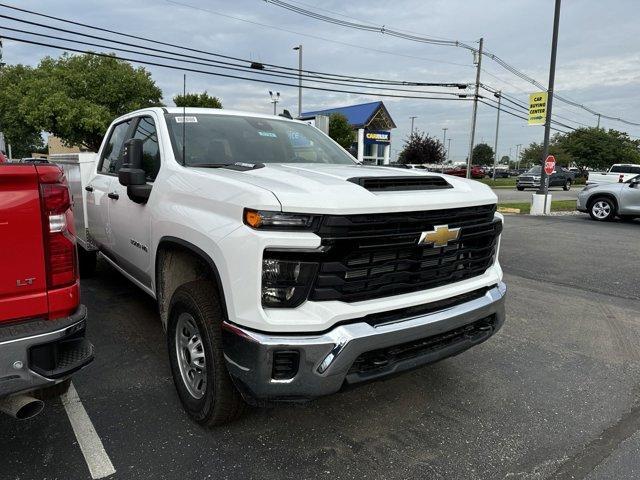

[328,113,355,149]
[521,137,571,168]
[471,143,494,165]
[557,127,640,171]
[173,91,222,108]
[0,64,44,157]
[500,155,510,164]
[18,53,163,152]
[398,131,444,164]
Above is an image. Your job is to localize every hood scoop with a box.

[348,176,453,192]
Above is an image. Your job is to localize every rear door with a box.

[0,165,48,321]
[108,115,162,288]
[85,119,134,250]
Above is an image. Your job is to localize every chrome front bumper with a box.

[222,283,506,402]
[0,306,94,398]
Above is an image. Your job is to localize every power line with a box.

[479,99,570,134]
[0,2,468,87]
[1,34,475,102]
[165,0,474,69]
[266,0,640,127]
[0,24,470,97]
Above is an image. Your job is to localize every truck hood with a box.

[212,163,497,214]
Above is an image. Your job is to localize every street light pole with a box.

[516,144,522,170]
[596,113,601,128]
[492,91,501,180]
[442,127,447,172]
[537,0,562,216]
[445,138,452,173]
[466,37,484,179]
[269,91,280,115]
[410,116,417,134]
[293,45,302,117]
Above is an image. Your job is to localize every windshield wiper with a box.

[187,162,265,171]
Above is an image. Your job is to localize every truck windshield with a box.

[165,113,356,167]
[526,166,542,174]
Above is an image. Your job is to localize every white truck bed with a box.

[50,153,98,250]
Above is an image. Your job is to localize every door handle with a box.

[107,192,119,200]
[85,185,94,192]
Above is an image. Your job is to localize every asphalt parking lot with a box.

[2,214,639,480]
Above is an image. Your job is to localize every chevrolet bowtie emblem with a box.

[418,225,461,247]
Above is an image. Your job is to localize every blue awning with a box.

[300,101,396,129]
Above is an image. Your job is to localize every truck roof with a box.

[115,107,303,124]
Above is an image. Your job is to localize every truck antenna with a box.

[182,73,186,166]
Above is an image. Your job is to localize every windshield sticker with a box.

[258,131,277,138]
[175,116,198,123]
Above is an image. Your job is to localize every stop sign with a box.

[544,155,556,175]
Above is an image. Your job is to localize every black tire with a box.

[563,180,572,191]
[588,196,617,221]
[167,280,245,427]
[34,379,71,400]
[516,186,525,191]
[78,247,97,278]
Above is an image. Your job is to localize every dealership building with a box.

[300,101,396,165]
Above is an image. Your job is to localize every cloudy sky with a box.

[3,0,640,161]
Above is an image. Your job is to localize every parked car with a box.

[586,164,640,185]
[489,168,510,179]
[577,176,640,221]
[0,162,93,420]
[445,165,486,179]
[18,157,50,164]
[54,107,506,426]
[516,165,575,191]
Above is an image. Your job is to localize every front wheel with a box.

[563,180,572,191]
[167,280,245,427]
[589,197,616,221]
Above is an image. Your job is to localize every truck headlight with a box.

[244,208,319,230]
[262,258,318,307]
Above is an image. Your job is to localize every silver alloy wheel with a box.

[592,201,611,220]
[175,312,207,399]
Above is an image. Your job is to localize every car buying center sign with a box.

[528,92,548,125]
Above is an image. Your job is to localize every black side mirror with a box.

[119,138,152,204]
[119,138,145,186]
[629,178,640,188]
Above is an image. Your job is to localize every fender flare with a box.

[155,236,229,320]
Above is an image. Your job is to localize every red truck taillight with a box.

[39,176,78,289]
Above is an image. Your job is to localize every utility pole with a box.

[516,144,522,170]
[444,138,452,173]
[293,45,302,117]
[537,0,562,216]
[492,91,502,180]
[410,116,417,134]
[596,113,601,128]
[466,37,483,178]
[442,127,448,171]
[269,91,280,115]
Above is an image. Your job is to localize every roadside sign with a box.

[528,92,548,125]
[544,155,556,175]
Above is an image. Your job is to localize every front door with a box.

[620,180,640,215]
[108,115,162,289]
[86,119,133,250]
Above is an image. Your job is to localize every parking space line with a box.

[61,383,116,479]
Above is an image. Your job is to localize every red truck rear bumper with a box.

[0,306,93,398]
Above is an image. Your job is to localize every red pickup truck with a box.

[0,163,93,419]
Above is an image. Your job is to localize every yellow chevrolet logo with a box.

[418,225,461,247]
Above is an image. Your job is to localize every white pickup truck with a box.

[586,164,640,185]
[56,107,506,426]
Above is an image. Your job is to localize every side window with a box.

[98,120,132,175]
[132,117,161,181]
